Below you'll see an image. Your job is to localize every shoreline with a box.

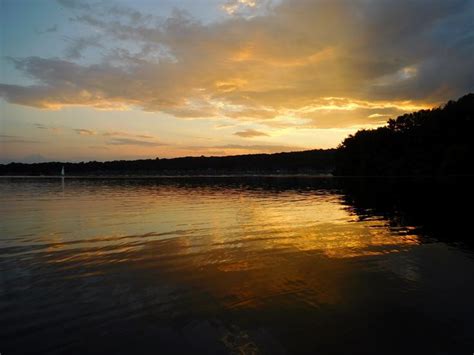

[1,174,472,179]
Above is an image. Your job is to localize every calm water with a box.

[1,177,474,354]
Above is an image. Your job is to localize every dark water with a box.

[1,177,474,354]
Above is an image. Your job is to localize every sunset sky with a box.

[1,0,473,162]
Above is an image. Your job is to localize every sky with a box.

[1,0,473,163]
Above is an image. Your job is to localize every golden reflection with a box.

[3,183,423,313]
[5,186,423,264]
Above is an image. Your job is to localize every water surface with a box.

[1,177,473,354]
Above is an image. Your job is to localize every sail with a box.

[61,166,65,176]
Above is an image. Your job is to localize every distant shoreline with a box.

[0,173,334,179]
[1,174,472,179]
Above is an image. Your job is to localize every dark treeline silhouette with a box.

[1,93,473,176]
[335,93,474,176]
[0,149,335,176]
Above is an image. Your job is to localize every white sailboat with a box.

[61,166,65,177]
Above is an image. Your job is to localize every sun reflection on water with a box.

[2,179,474,354]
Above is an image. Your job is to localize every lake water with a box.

[1,177,474,354]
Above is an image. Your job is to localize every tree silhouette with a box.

[335,93,474,176]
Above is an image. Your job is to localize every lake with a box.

[1,177,474,354]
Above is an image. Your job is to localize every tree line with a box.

[335,93,474,176]
[0,149,336,176]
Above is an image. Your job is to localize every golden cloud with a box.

[1,0,473,131]
[233,129,269,138]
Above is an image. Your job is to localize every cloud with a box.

[1,0,473,130]
[34,123,62,133]
[35,125,155,139]
[74,128,96,135]
[292,97,431,128]
[234,129,269,138]
[368,113,390,119]
[106,138,166,147]
[102,131,154,139]
[0,135,41,144]
[208,144,303,153]
[221,0,270,16]
[64,35,103,59]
